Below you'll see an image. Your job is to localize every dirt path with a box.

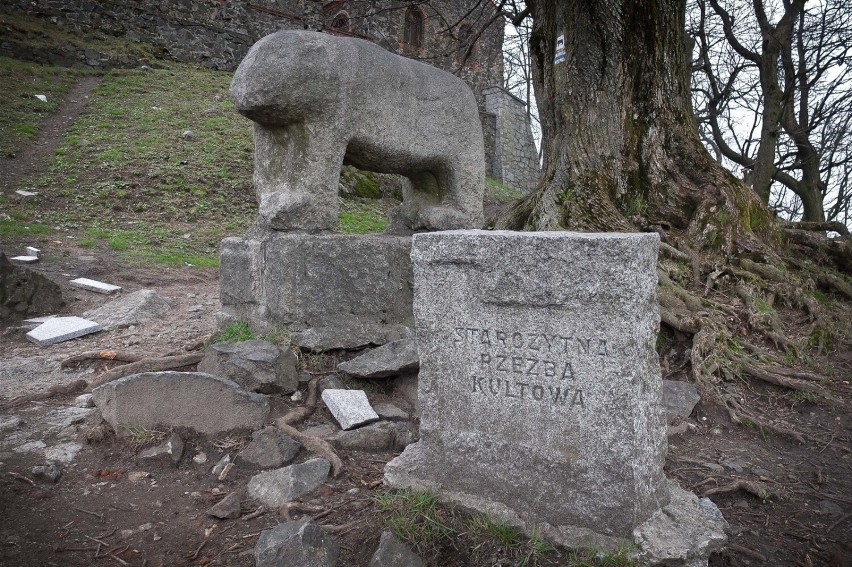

[0,75,101,193]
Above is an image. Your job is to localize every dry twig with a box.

[2,380,88,409]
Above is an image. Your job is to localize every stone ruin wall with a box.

[1,0,538,189]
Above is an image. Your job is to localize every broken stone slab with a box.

[82,289,170,331]
[74,394,94,408]
[337,338,419,379]
[330,422,396,452]
[44,442,82,463]
[15,190,37,197]
[207,491,243,519]
[25,247,41,258]
[255,520,339,567]
[632,481,728,566]
[138,432,184,464]
[26,316,101,346]
[247,458,330,509]
[663,380,701,424]
[321,389,379,430]
[91,372,269,435]
[373,402,409,421]
[198,339,298,395]
[236,426,301,469]
[369,531,424,567]
[69,277,122,295]
[10,256,39,264]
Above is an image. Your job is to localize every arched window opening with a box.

[331,11,350,32]
[403,7,424,49]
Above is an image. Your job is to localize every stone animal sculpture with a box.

[231,30,485,232]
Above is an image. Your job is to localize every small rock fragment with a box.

[247,459,330,508]
[237,426,301,469]
[69,277,121,295]
[211,454,232,477]
[337,338,419,378]
[138,432,184,464]
[10,256,39,264]
[207,491,242,519]
[74,394,94,408]
[255,520,339,567]
[322,389,379,430]
[369,530,424,567]
[193,452,208,464]
[26,316,101,346]
[31,464,62,483]
[373,402,409,421]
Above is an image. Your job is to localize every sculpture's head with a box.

[231,30,341,125]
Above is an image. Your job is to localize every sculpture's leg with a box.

[405,163,485,231]
[253,123,346,231]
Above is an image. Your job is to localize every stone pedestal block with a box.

[219,232,413,349]
[385,230,669,548]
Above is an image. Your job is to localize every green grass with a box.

[486,176,525,203]
[0,219,53,236]
[375,490,456,554]
[337,198,389,234]
[0,56,82,157]
[215,320,255,343]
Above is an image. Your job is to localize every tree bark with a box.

[503,0,770,247]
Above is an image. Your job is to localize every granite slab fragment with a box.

[26,316,101,346]
[69,277,121,294]
[321,389,379,430]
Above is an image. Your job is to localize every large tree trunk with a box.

[502,0,771,248]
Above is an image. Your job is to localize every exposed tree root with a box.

[60,350,147,368]
[275,421,343,478]
[701,479,773,499]
[1,379,88,409]
[278,377,320,427]
[85,353,204,391]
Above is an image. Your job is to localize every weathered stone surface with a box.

[207,491,242,519]
[247,458,330,508]
[331,422,396,452]
[633,481,728,566]
[138,432,184,464]
[337,339,419,379]
[92,372,269,435]
[219,233,413,349]
[69,277,121,294]
[255,520,339,567]
[373,402,409,421]
[74,393,94,408]
[237,426,301,469]
[385,230,669,546]
[369,531,424,567]
[1,252,64,320]
[26,316,101,346]
[663,380,701,424]
[322,389,379,431]
[232,30,484,233]
[82,289,170,331]
[198,340,297,394]
[32,463,62,483]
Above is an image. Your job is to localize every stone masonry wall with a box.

[483,86,540,193]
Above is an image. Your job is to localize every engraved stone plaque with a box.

[384,230,670,547]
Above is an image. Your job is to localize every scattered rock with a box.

[662,380,701,424]
[255,520,339,567]
[373,402,409,421]
[44,442,82,463]
[331,422,395,452]
[45,407,97,430]
[236,426,301,469]
[10,256,39,264]
[25,247,41,258]
[369,531,424,567]
[211,454,232,477]
[337,338,419,378]
[193,452,208,464]
[92,372,269,435]
[32,464,62,483]
[68,277,121,294]
[139,432,184,464]
[321,389,379,430]
[14,190,38,197]
[14,440,46,453]
[127,471,150,482]
[198,340,298,394]
[247,458,330,508]
[0,415,25,431]
[74,394,95,408]
[207,491,242,519]
[181,129,194,139]
[26,316,101,346]
[82,289,170,331]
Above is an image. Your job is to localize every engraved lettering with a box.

[454,328,465,344]
[467,328,478,343]
[525,358,539,376]
[577,337,590,355]
[512,332,524,348]
[527,333,540,351]
[544,361,556,378]
[496,331,507,347]
[558,335,571,353]
[596,339,607,356]
[532,385,544,400]
[561,361,575,381]
[572,389,585,407]
[505,380,519,398]
[517,382,529,398]
[512,356,523,373]
[480,353,491,367]
[548,385,569,404]
[496,355,508,371]
[480,330,492,346]
[541,334,554,352]
[472,375,485,392]
[489,377,500,395]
